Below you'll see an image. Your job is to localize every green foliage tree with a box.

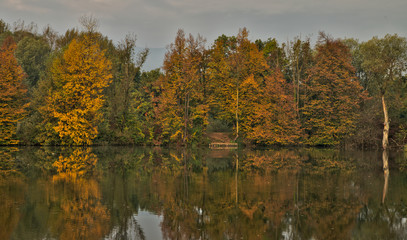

[9,20,38,43]
[15,36,51,88]
[133,69,163,144]
[360,34,407,149]
[0,19,11,44]
[255,38,287,70]
[55,28,80,49]
[342,38,382,148]
[104,34,149,144]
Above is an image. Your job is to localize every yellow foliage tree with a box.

[208,29,268,139]
[47,34,112,145]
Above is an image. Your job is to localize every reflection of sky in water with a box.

[104,210,163,240]
[4,148,407,239]
[135,210,163,240]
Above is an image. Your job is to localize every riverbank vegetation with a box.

[1,17,407,148]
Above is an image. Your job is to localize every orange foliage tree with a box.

[246,69,302,145]
[157,29,209,144]
[0,37,29,145]
[46,34,112,145]
[302,34,367,146]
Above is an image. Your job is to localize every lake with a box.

[1,146,407,239]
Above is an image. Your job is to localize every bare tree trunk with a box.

[235,87,239,141]
[297,71,300,117]
[235,153,239,205]
[382,95,389,150]
[184,94,189,145]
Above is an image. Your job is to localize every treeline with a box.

[1,17,407,148]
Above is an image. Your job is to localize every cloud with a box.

[55,0,128,13]
[1,0,407,49]
[5,0,49,13]
[148,0,407,17]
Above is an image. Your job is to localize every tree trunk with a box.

[235,87,239,141]
[297,71,300,117]
[382,95,390,203]
[382,95,389,150]
[184,94,189,145]
[235,153,239,205]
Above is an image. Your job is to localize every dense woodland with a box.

[1,17,407,148]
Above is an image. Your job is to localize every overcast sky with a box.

[1,0,406,48]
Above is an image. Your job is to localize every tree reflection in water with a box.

[0,147,26,240]
[1,147,407,239]
[50,148,110,240]
[382,150,389,203]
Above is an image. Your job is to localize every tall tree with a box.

[0,37,29,145]
[105,34,148,144]
[285,37,313,116]
[342,38,382,148]
[246,69,301,145]
[0,19,11,44]
[208,28,268,140]
[133,69,163,144]
[256,38,287,70]
[302,34,367,146]
[360,34,407,150]
[157,29,208,145]
[45,33,112,145]
[55,28,80,50]
[15,36,51,88]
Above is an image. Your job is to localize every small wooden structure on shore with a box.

[209,142,238,149]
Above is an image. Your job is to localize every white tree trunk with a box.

[382,95,389,150]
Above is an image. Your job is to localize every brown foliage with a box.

[0,37,29,145]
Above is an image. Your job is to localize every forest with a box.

[1,17,407,148]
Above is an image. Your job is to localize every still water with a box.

[1,147,407,240]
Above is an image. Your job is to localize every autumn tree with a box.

[302,34,367,146]
[360,34,407,150]
[45,33,112,145]
[0,37,29,145]
[157,29,209,145]
[208,28,268,140]
[246,69,301,145]
[285,37,313,116]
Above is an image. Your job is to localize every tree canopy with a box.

[0,17,407,148]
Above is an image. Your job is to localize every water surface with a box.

[1,147,407,239]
